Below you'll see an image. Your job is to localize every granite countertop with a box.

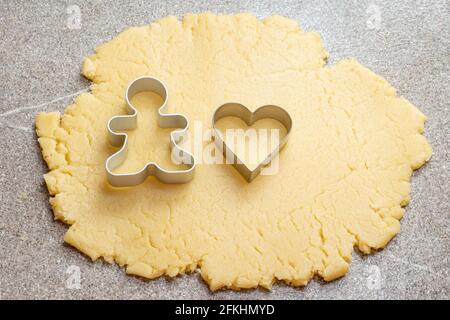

[0,0,448,299]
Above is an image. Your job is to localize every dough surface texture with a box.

[36,13,431,290]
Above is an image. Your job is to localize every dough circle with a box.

[36,13,431,290]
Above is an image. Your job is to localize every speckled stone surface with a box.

[0,0,448,300]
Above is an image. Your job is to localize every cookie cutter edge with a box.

[212,103,292,182]
[105,76,195,187]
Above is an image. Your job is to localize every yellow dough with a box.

[35,13,431,290]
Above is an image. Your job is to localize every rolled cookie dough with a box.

[36,13,431,291]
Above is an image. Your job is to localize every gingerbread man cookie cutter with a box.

[105,76,195,187]
[212,103,292,182]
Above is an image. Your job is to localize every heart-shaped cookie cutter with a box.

[212,103,292,182]
[105,76,195,187]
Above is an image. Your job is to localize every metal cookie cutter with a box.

[105,76,195,187]
[212,103,292,182]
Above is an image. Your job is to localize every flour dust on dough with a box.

[35,13,431,291]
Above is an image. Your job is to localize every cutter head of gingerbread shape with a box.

[105,76,195,187]
[212,103,292,182]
